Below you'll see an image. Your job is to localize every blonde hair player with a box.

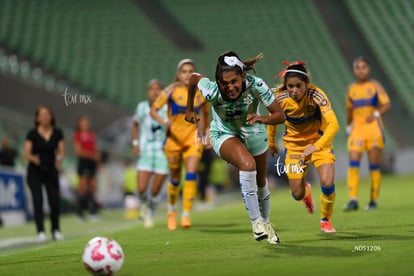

[344,57,391,211]
[186,51,285,244]
[268,61,339,233]
[132,79,169,228]
[150,59,209,230]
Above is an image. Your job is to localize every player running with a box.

[186,51,285,244]
[268,61,339,233]
[132,79,169,228]
[344,57,391,211]
[150,59,209,230]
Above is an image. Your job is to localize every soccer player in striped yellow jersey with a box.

[268,61,339,233]
[344,57,390,211]
[150,59,209,230]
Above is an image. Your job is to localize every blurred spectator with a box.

[0,137,17,167]
[73,115,100,222]
[23,105,64,241]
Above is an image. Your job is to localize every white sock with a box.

[167,204,175,212]
[258,181,271,223]
[239,170,261,223]
[138,192,147,206]
[147,196,158,217]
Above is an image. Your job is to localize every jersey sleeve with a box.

[153,84,173,110]
[372,80,390,106]
[346,85,353,109]
[312,88,340,150]
[133,102,141,123]
[267,125,277,147]
[254,77,275,107]
[26,129,36,142]
[197,77,219,102]
[56,128,64,141]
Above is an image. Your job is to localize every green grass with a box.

[1,174,414,275]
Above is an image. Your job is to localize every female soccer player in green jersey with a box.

[185,51,285,244]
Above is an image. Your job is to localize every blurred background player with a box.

[73,115,101,222]
[24,105,65,241]
[344,57,391,211]
[0,136,18,168]
[150,59,209,230]
[186,51,285,244]
[268,61,339,233]
[131,79,169,228]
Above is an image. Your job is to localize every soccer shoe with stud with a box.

[167,211,177,230]
[302,182,315,214]
[320,221,336,233]
[144,215,154,228]
[38,231,46,242]
[364,200,378,211]
[252,221,268,241]
[343,200,359,211]
[138,204,147,220]
[181,216,192,229]
[264,223,281,244]
[53,230,64,241]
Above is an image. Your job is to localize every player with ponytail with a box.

[186,51,285,244]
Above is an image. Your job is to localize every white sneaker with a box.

[88,214,101,222]
[144,215,154,228]
[264,223,281,244]
[53,230,64,241]
[252,221,268,241]
[38,231,46,242]
[138,204,147,220]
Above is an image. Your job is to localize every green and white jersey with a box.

[197,74,275,139]
[133,101,167,154]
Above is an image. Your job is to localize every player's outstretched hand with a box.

[269,144,278,157]
[185,111,200,124]
[301,145,318,158]
[246,114,262,125]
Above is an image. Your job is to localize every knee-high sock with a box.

[183,172,197,216]
[320,185,336,221]
[240,170,261,223]
[369,164,381,201]
[138,192,147,206]
[348,160,360,200]
[148,196,159,217]
[258,180,270,223]
[167,179,180,211]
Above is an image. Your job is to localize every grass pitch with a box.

[0,174,413,275]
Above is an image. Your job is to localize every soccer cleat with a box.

[144,215,154,229]
[38,231,46,242]
[252,221,268,241]
[181,216,192,229]
[53,230,64,241]
[138,204,147,220]
[167,211,177,230]
[320,220,336,233]
[364,201,378,211]
[302,182,315,214]
[343,200,359,211]
[264,223,281,244]
[88,214,101,222]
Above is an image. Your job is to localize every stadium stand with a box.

[0,0,401,150]
[344,0,414,119]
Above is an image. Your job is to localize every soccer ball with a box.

[82,237,124,275]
